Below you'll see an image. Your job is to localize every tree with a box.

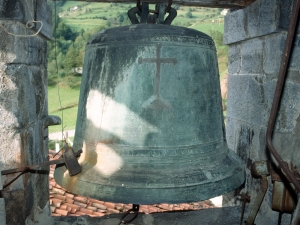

[118,14,124,23]
[64,46,78,70]
[55,22,77,41]
[186,11,193,18]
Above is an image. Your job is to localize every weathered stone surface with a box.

[223,9,247,44]
[240,38,263,74]
[0,0,52,40]
[0,62,50,223]
[0,0,26,21]
[224,0,299,44]
[226,75,272,128]
[3,190,26,225]
[0,1,53,223]
[0,21,47,65]
[225,1,300,224]
[36,0,52,40]
[246,0,279,39]
[278,0,295,31]
[227,74,300,131]
[263,33,285,75]
[228,43,241,75]
[290,34,300,71]
[0,64,49,187]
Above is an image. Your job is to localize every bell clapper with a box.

[119,204,140,224]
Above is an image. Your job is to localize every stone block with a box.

[272,79,300,138]
[263,33,286,75]
[246,0,279,39]
[3,190,25,225]
[226,117,267,162]
[0,0,52,40]
[224,0,298,45]
[0,20,47,66]
[223,9,247,45]
[278,0,300,31]
[226,74,274,128]
[240,38,263,74]
[36,0,52,40]
[0,0,26,21]
[227,72,300,167]
[228,43,241,75]
[0,64,48,183]
[290,34,300,71]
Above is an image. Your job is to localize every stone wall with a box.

[224,0,300,224]
[0,0,58,224]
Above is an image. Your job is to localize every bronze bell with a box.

[54,24,245,204]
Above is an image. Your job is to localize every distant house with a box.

[220,9,229,16]
[70,6,78,11]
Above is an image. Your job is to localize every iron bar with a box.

[1,150,82,189]
[1,150,82,175]
[266,0,300,192]
[238,193,251,225]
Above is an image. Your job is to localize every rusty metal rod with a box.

[266,0,300,192]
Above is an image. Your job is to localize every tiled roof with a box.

[49,150,215,217]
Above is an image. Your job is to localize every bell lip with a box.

[54,147,245,205]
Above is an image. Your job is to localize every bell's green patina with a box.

[54,24,245,204]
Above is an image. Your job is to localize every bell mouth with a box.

[54,140,245,204]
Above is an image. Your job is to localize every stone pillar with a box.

[0,0,58,224]
[224,0,300,224]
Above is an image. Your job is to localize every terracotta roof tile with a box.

[55,208,69,216]
[96,209,108,213]
[48,151,217,217]
[92,212,105,217]
[91,202,107,210]
[74,201,88,208]
[74,196,88,204]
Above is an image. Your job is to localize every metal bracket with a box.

[238,193,251,225]
[245,161,270,225]
[119,204,139,224]
[62,145,82,176]
[127,0,176,25]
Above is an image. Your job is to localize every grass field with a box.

[57,2,225,31]
[48,85,80,133]
[48,2,228,135]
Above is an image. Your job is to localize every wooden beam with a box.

[61,0,256,8]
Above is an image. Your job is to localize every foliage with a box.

[47,4,108,87]
[186,11,193,18]
[210,30,224,46]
